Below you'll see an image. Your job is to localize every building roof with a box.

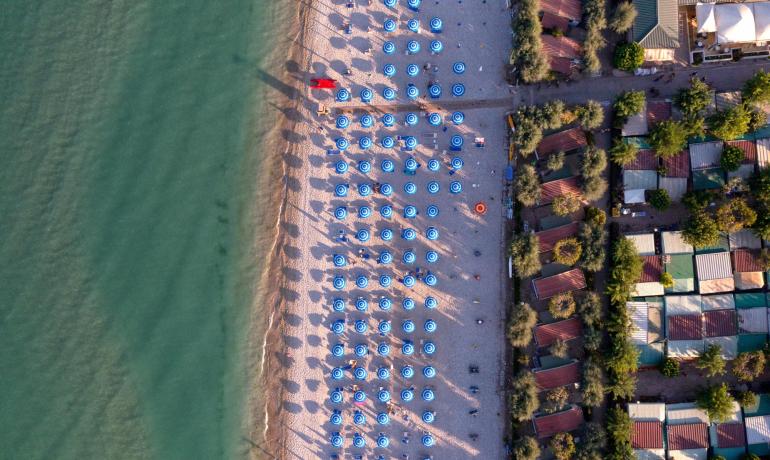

[635,449,666,460]
[627,149,660,170]
[541,35,582,76]
[745,415,770,444]
[627,233,657,256]
[536,127,587,158]
[701,293,735,311]
[534,360,580,390]
[633,421,665,449]
[690,141,723,170]
[623,108,649,137]
[540,176,582,205]
[667,339,705,358]
[733,249,764,273]
[541,11,571,30]
[703,309,738,337]
[658,176,688,201]
[738,307,768,333]
[629,402,667,421]
[532,268,587,300]
[533,405,584,438]
[728,163,756,181]
[668,423,710,450]
[662,149,691,177]
[729,229,762,250]
[699,277,736,294]
[725,139,757,164]
[666,295,702,315]
[757,137,770,169]
[666,254,695,280]
[716,423,747,448]
[668,314,703,340]
[647,100,672,126]
[635,281,665,297]
[696,252,733,281]
[534,317,583,347]
[735,272,765,290]
[705,335,738,359]
[624,169,658,190]
[641,255,663,282]
[541,0,582,20]
[662,232,694,254]
[628,301,650,345]
[536,222,580,253]
[633,0,680,49]
[668,403,710,424]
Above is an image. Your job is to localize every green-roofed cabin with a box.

[632,0,680,62]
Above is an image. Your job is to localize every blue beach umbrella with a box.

[428,113,442,126]
[380,228,393,241]
[407,18,420,32]
[428,83,442,98]
[335,138,349,151]
[382,87,396,100]
[452,83,465,97]
[381,136,395,149]
[379,297,392,310]
[354,344,368,357]
[377,366,390,379]
[430,17,443,32]
[404,136,417,150]
[334,184,348,197]
[331,343,345,357]
[427,159,440,171]
[381,159,395,172]
[358,136,372,150]
[353,432,365,447]
[404,205,417,218]
[330,389,344,404]
[360,88,373,102]
[408,0,421,10]
[422,411,435,423]
[422,434,435,447]
[406,63,419,76]
[355,275,369,289]
[426,205,439,217]
[427,181,439,194]
[426,250,439,263]
[357,160,371,173]
[423,341,436,355]
[402,340,415,355]
[403,297,415,310]
[377,389,391,402]
[356,228,370,242]
[451,157,464,170]
[451,111,465,124]
[424,273,437,286]
[423,366,437,378]
[422,388,435,401]
[336,115,350,129]
[332,276,346,291]
[377,434,390,448]
[430,40,443,54]
[403,275,416,287]
[449,181,462,194]
[331,433,343,447]
[355,297,368,311]
[402,228,416,240]
[424,319,437,333]
[383,41,396,54]
[354,319,368,333]
[453,61,466,74]
[450,134,464,150]
[401,365,415,379]
[380,204,393,217]
[378,250,393,264]
[404,183,417,195]
[406,84,419,99]
[402,319,415,333]
[380,181,393,195]
[332,298,345,312]
[353,411,366,425]
[403,251,416,264]
[405,112,418,126]
[336,88,350,102]
[379,274,392,287]
[400,388,414,402]
[333,254,346,267]
[381,113,395,126]
[405,157,418,172]
[330,411,343,425]
[335,160,348,174]
[358,206,372,219]
[334,206,347,220]
[377,412,390,425]
[378,320,391,335]
[358,183,371,196]
[331,367,344,380]
[377,342,391,356]
[383,18,397,32]
[383,63,396,77]
[425,296,438,309]
[384,0,397,7]
[360,113,374,127]
[354,367,368,380]
[407,40,420,54]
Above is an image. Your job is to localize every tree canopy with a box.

[743,69,770,104]
[682,210,720,248]
[510,232,541,277]
[716,198,757,233]
[721,145,745,172]
[613,42,644,71]
[516,164,541,206]
[512,0,550,83]
[576,100,605,129]
[508,302,538,347]
[609,139,639,166]
[674,78,712,117]
[613,90,645,126]
[696,344,726,377]
[697,383,735,422]
[649,120,688,158]
[709,104,751,140]
[510,371,539,421]
[609,2,637,33]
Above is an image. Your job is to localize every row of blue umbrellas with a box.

[333,134,464,151]
[330,319,437,336]
[330,409,436,426]
[382,16,442,33]
[334,181,462,198]
[335,82,465,102]
[334,204,442,220]
[335,111,464,129]
[336,156,463,174]
[331,364,437,379]
[329,338,436,356]
[331,272,437,290]
[330,295,438,312]
[330,431,435,448]
[333,251,439,267]
[384,0,423,11]
[330,386,435,404]
[382,39,444,55]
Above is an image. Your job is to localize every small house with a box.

[535,127,587,160]
[533,360,580,391]
[710,402,747,460]
[696,252,735,294]
[629,402,666,460]
[532,267,586,299]
[627,233,657,256]
[534,317,582,347]
[539,176,582,206]
[666,403,710,460]
[733,249,766,290]
[536,222,580,253]
[533,405,584,439]
[634,255,665,296]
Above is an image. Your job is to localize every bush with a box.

[748,107,768,132]
[553,237,583,266]
[613,42,644,71]
[576,100,605,129]
[609,2,637,33]
[606,237,644,302]
[697,383,735,422]
[609,139,639,166]
[743,69,770,104]
[660,357,680,377]
[579,221,607,272]
[510,233,541,278]
[576,423,606,460]
[754,211,770,241]
[648,188,671,210]
[674,77,712,117]
[682,190,714,211]
[507,302,538,347]
[737,391,758,408]
[716,198,757,233]
[721,145,745,172]
[709,104,751,140]
[733,351,766,381]
[578,292,603,328]
[586,207,606,226]
[696,344,726,377]
[660,272,674,289]
[760,248,770,271]
[613,90,645,126]
[545,387,570,413]
[552,194,582,216]
[511,0,550,83]
[547,151,566,171]
[516,164,541,206]
[582,175,608,202]
[750,168,770,205]
[550,338,569,358]
[510,371,539,421]
[582,358,605,407]
[606,406,634,459]
[511,436,541,460]
[540,100,567,130]
[549,292,577,319]
[682,210,720,248]
[649,120,688,158]
[742,454,761,460]
[550,432,576,460]
[582,147,608,178]
[512,116,544,156]
[583,0,607,75]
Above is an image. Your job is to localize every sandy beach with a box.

[260,0,514,458]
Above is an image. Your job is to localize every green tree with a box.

[553,237,583,265]
[576,100,605,129]
[582,358,605,407]
[649,120,688,158]
[606,406,634,460]
[733,351,766,381]
[582,175,608,202]
[578,292,603,328]
[510,233,542,278]
[512,0,550,83]
[649,189,671,210]
[754,211,770,240]
[539,100,567,130]
[697,383,735,422]
[742,454,761,460]
[716,198,757,233]
[512,116,544,156]
[510,371,539,421]
[609,2,637,33]
[682,210,720,248]
[586,207,606,225]
[660,357,680,377]
[750,168,770,206]
[613,90,645,126]
[581,147,608,178]
[516,164,541,206]
[550,338,569,358]
[552,194,582,216]
[613,42,644,71]
[696,344,726,377]
[576,423,606,460]
[674,77,712,117]
[721,145,745,172]
[709,104,751,140]
[507,302,538,348]
[549,292,577,318]
[550,432,576,460]
[682,190,714,211]
[610,139,639,166]
[579,220,607,272]
[743,69,770,104]
[660,272,674,288]
[737,391,759,408]
[748,107,768,132]
[511,436,541,460]
[547,151,566,171]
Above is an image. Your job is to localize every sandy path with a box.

[269,0,514,458]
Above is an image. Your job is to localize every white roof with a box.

[689,141,723,170]
[622,107,649,137]
[634,449,665,460]
[728,163,756,181]
[629,402,666,421]
[627,233,657,256]
[634,282,665,297]
[666,295,703,315]
[662,231,694,254]
[716,3,756,44]
[625,188,647,204]
[701,294,735,311]
[729,229,762,250]
[696,252,733,281]
[758,137,770,169]
[697,3,717,33]
[658,177,688,201]
[746,415,770,444]
[624,169,658,191]
[668,449,707,460]
[699,277,736,294]
[628,302,650,345]
[704,336,738,360]
[758,3,770,43]
[667,403,709,424]
[738,307,768,333]
[667,340,705,359]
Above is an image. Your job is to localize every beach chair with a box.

[326,149,341,155]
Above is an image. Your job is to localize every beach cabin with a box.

[690,141,725,190]
[533,360,580,391]
[541,35,582,78]
[622,108,648,137]
[532,405,584,439]
[710,401,747,460]
[629,402,666,460]
[729,229,762,251]
[627,300,665,366]
[666,403,710,460]
[733,249,766,290]
[735,293,768,354]
[535,222,580,253]
[627,232,657,256]
[745,394,770,456]
[662,231,694,255]
[696,252,735,294]
[539,176,582,206]
[702,294,739,359]
[535,127,587,160]
[756,136,770,169]
[623,169,658,204]
[725,140,757,181]
[631,0,679,62]
[659,149,689,201]
[634,255,665,296]
[539,0,581,31]
[665,295,705,359]
[661,232,696,293]
[534,317,582,347]
[531,267,586,300]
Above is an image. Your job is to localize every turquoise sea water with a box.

[0,1,286,458]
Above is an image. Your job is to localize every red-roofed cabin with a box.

[536,222,580,253]
[625,149,660,171]
[540,12,570,31]
[540,0,582,22]
[667,423,709,450]
[536,127,587,160]
[632,421,664,449]
[667,314,703,340]
[533,360,580,390]
[715,422,746,448]
[532,268,586,299]
[703,309,737,338]
[540,176,582,205]
[534,317,583,347]
[533,405,584,439]
[733,249,764,273]
[639,255,663,283]
[541,35,582,77]
[662,149,690,178]
[646,100,672,127]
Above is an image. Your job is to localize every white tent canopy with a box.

[696,3,717,33]
[624,188,646,204]
[715,3,756,44]
[755,2,770,41]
